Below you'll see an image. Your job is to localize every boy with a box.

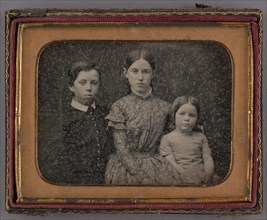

[54,61,112,184]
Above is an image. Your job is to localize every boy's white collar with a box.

[71,99,96,112]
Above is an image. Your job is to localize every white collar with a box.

[71,99,96,112]
[131,87,152,99]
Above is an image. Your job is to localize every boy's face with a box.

[175,103,197,133]
[69,70,100,106]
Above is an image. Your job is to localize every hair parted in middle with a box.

[123,49,156,71]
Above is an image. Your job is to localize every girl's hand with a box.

[173,164,186,174]
[119,153,143,175]
[135,171,149,184]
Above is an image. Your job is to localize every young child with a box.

[53,61,113,184]
[160,96,214,185]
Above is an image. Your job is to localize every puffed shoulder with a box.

[105,98,127,124]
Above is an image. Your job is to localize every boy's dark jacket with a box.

[40,103,114,185]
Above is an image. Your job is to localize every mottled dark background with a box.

[38,40,232,184]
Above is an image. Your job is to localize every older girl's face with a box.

[125,59,154,95]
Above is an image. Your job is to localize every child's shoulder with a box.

[162,130,179,139]
[192,131,208,140]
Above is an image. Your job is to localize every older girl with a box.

[105,50,180,185]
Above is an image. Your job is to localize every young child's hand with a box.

[213,174,222,183]
[202,173,212,184]
[184,173,203,185]
[181,174,195,184]
[174,167,201,185]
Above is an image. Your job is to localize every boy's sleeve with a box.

[159,135,173,157]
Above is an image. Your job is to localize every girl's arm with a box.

[112,129,142,175]
[106,101,143,181]
[113,129,129,154]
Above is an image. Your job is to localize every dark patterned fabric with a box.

[46,104,113,184]
[105,93,182,185]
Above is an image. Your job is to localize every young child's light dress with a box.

[160,130,212,184]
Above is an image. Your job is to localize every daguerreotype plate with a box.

[5,8,262,214]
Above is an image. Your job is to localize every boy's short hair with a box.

[68,61,101,86]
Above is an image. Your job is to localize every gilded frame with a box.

[5,8,262,214]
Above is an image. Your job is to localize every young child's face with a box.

[175,103,197,133]
[125,59,154,95]
[69,69,99,105]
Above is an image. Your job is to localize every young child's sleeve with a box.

[159,135,173,157]
[202,135,212,155]
[202,134,215,177]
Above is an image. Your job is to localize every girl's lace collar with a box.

[131,87,153,99]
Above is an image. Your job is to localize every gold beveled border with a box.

[15,23,23,201]
[5,9,263,214]
[30,23,237,188]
